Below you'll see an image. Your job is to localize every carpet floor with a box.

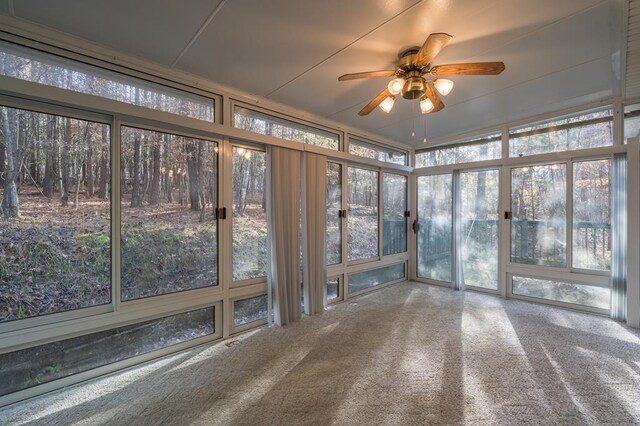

[1,282,640,425]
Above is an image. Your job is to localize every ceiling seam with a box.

[171,0,227,68]
[263,0,424,98]
[369,55,612,132]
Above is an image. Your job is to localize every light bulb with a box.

[411,130,416,138]
[379,96,395,113]
[420,97,434,114]
[433,78,454,96]
[387,78,405,96]
[423,137,427,143]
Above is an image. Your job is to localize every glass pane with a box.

[0,307,214,397]
[0,41,214,122]
[624,104,640,144]
[415,135,501,167]
[0,106,111,323]
[120,127,218,301]
[348,263,405,293]
[234,295,268,326]
[347,167,379,261]
[416,174,452,282]
[509,109,613,157]
[326,162,342,265]
[511,164,567,267]
[573,160,611,270]
[513,276,610,310]
[232,147,267,281]
[461,170,500,289]
[234,106,339,150]
[326,277,340,302]
[383,173,407,255]
[349,138,407,165]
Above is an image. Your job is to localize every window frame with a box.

[0,36,221,124]
[347,136,409,166]
[231,99,343,151]
[229,141,269,287]
[229,292,269,334]
[117,122,222,304]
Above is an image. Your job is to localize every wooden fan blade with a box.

[359,88,391,116]
[425,82,445,112]
[430,62,505,76]
[338,70,396,81]
[413,33,453,67]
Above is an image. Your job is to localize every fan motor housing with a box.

[401,76,426,99]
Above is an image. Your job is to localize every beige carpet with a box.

[2,282,640,425]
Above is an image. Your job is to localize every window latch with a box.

[404,210,411,218]
[412,219,420,234]
[338,209,347,219]
[215,207,227,220]
[504,211,512,220]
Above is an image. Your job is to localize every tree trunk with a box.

[86,129,94,198]
[98,125,109,199]
[131,130,142,207]
[60,117,71,207]
[0,121,7,188]
[1,106,19,218]
[42,116,57,197]
[197,141,206,221]
[186,142,201,211]
[164,135,173,203]
[475,145,488,220]
[149,142,161,205]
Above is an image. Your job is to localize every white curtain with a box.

[302,152,327,314]
[267,146,302,326]
[452,170,465,291]
[611,153,627,321]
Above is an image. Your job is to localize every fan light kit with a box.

[338,33,505,116]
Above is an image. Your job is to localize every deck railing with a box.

[413,219,610,267]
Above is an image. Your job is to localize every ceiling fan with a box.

[338,33,505,116]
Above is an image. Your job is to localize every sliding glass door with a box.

[508,160,611,311]
[416,170,500,290]
[416,174,452,282]
[460,170,500,290]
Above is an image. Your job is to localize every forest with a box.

[0,102,227,321]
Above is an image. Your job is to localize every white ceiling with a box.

[0,0,624,146]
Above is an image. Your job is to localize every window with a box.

[509,108,613,157]
[347,167,379,261]
[326,277,340,302]
[233,295,268,326]
[415,134,501,167]
[416,174,452,282]
[234,106,339,150]
[461,170,500,290]
[512,276,609,310]
[624,103,640,144]
[348,138,407,165]
[326,162,343,265]
[0,106,111,323]
[382,173,407,255]
[348,263,405,294]
[0,41,214,122]
[120,127,218,301]
[573,160,611,270]
[232,147,267,281]
[0,307,214,397]
[510,164,567,267]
